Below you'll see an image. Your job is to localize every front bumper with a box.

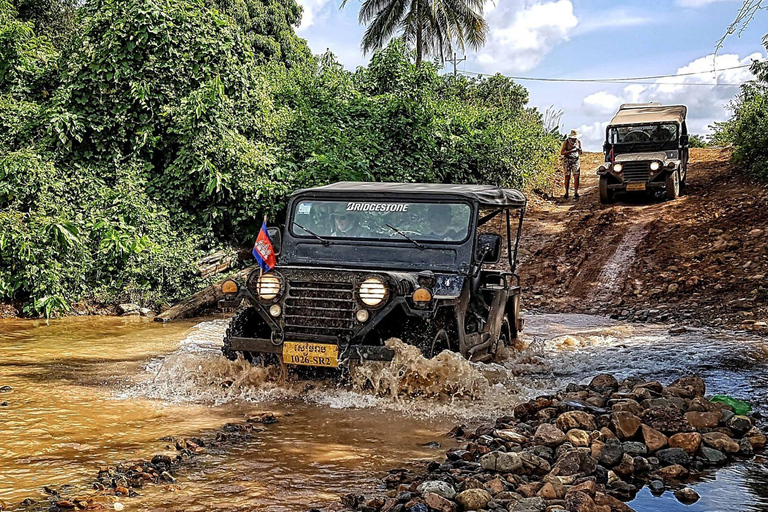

[228,336,395,362]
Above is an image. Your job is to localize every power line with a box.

[455,62,760,86]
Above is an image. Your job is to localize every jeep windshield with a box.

[609,123,679,145]
[290,200,472,243]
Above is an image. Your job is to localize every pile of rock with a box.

[333,374,766,512]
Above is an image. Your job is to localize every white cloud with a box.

[296,0,334,31]
[473,0,579,73]
[575,121,609,149]
[575,9,652,34]
[578,52,763,140]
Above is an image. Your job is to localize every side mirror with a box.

[267,227,282,256]
[476,233,502,263]
[680,135,689,147]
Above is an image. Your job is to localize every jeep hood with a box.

[615,151,675,163]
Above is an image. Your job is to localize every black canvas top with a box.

[294,182,527,208]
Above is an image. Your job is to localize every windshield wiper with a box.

[386,224,426,250]
[294,222,332,246]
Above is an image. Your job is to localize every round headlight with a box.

[257,273,282,300]
[613,163,623,173]
[359,277,387,307]
[650,161,660,171]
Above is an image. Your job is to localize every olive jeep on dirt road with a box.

[219,182,527,368]
[597,103,690,203]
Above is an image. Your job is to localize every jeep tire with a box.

[666,170,680,200]
[599,176,614,204]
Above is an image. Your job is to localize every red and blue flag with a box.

[252,221,277,272]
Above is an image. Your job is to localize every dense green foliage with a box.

[0,0,559,316]
[712,36,768,180]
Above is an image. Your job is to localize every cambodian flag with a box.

[252,221,277,272]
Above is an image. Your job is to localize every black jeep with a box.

[597,103,690,203]
[219,182,527,368]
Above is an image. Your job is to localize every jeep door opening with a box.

[597,103,690,203]
[219,182,527,368]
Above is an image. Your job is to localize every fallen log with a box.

[154,265,257,322]
[196,247,252,279]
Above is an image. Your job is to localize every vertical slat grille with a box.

[622,161,650,182]
[284,280,356,339]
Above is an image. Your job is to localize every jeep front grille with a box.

[622,161,650,182]
[283,280,356,340]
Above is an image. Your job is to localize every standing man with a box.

[561,129,583,199]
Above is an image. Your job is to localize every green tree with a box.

[341,0,488,67]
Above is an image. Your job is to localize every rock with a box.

[455,489,492,510]
[424,492,458,512]
[726,415,753,436]
[656,448,690,466]
[747,429,767,450]
[117,303,141,315]
[517,483,543,498]
[139,307,154,317]
[535,424,567,447]
[702,432,740,453]
[495,429,529,444]
[683,411,719,429]
[598,427,616,441]
[621,442,647,456]
[570,480,597,497]
[151,454,173,468]
[512,497,547,512]
[589,374,619,392]
[739,437,755,457]
[564,491,597,512]
[593,440,623,467]
[481,451,523,473]
[640,424,667,452]
[0,385,12,393]
[653,464,688,481]
[538,480,565,500]
[666,375,706,398]
[610,412,641,440]
[520,451,552,475]
[557,412,597,432]
[668,432,701,455]
[612,453,634,477]
[634,381,663,394]
[674,487,700,504]
[647,480,665,496]
[699,446,727,465]
[594,492,635,512]
[610,400,643,416]
[641,407,689,434]
[566,429,591,448]
[551,449,597,477]
[417,481,456,500]
[160,471,175,483]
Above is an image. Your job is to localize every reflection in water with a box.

[2,314,768,510]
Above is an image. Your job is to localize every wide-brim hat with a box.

[568,129,580,138]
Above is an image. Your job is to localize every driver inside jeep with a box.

[331,208,366,238]
[425,205,462,241]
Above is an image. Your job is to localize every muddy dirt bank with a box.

[521,148,768,331]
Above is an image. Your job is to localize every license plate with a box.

[626,182,646,191]
[282,342,339,367]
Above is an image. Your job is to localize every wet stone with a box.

[668,432,702,455]
[674,487,700,504]
[417,481,456,500]
[556,411,597,432]
[640,424,668,452]
[648,480,665,496]
[563,490,597,512]
[641,407,689,434]
[702,432,740,454]
[589,374,619,392]
[481,452,523,473]
[621,441,647,456]
[684,411,719,429]
[656,448,691,467]
[699,446,727,465]
[667,375,706,398]
[511,496,546,512]
[566,429,591,447]
[610,412,641,440]
[424,492,457,512]
[534,424,566,447]
[551,448,597,477]
[726,415,753,436]
[593,439,623,467]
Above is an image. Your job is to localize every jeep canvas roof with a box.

[295,182,527,208]
[609,103,688,126]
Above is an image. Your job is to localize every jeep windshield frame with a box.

[278,183,526,275]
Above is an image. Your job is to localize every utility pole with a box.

[446,52,466,76]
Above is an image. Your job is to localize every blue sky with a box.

[295,0,766,150]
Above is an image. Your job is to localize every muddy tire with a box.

[599,176,614,204]
[508,295,521,341]
[491,315,513,359]
[666,170,680,199]
[222,306,270,363]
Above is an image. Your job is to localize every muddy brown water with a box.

[2,314,768,511]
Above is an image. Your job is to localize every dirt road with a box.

[519,148,768,331]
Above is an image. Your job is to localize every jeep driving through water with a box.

[597,103,690,203]
[219,182,527,368]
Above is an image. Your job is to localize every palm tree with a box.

[340,0,488,67]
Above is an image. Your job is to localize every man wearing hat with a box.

[561,129,583,199]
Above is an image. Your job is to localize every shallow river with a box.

[1,314,768,511]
